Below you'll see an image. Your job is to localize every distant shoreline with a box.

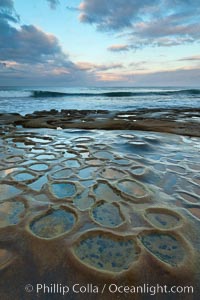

[1,108,200,137]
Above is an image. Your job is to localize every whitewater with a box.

[0,86,200,115]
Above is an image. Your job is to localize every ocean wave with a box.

[31,91,134,98]
[30,89,200,98]
[0,90,32,98]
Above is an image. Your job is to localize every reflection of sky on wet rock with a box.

[139,232,186,267]
[51,182,77,199]
[0,201,25,227]
[29,163,49,171]
[0,126,200,281]
[73,232,139,272]
[0,184,22,201]
[91,201,124,228]
[144,208,182,230]
[30,207,76,238]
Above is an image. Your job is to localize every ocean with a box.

[0,86,200,115]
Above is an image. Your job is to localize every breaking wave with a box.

[30,89,200,98]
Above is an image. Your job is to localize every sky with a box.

[0,0,200,86]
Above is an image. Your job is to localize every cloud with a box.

[0,0,13,9]
[66,6,80,12]
[179,55,200,61]
[46,0,60,9]
[97,67,200,86]
[0,57,94,86]
[0,62,7,68]
[133,67,200,86]
[0,0,19,22]
[96,72,128,82]
[79,0,200,49]
[130,14,200,47]
[79,0,154,30]
[0,0,93,85]
[107,44,130,52]
[0,24,65,64]
[129,61,148,71]
[76,62,123,72]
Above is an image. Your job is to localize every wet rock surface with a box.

[0,125,200,299]
[0,108,200,136]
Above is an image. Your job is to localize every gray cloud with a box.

[129,12,200,47]
[0,64,93,86]
[0,23,65,64]
[0,1,65,64]
[133,68,200,86]
[79,0,155,30]
[46,0,60,9]
[0,0,19,22]
[0,0,13,9]
[79,0,200,48]
[0,0,93,85]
